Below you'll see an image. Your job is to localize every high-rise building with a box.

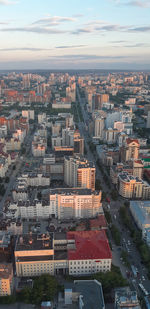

[94,117,105,139]
[64,156,95,190]
[147,111,150,128]
[74,130,84,155]
[49,188,102,219]
[120,138,140,162]
[94,94,109,110]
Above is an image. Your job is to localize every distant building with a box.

[115,287,141,309]
[120,138,140,162]
[0,263,14,296]
[94,117,105,140]
[147,111,150,129]
[74,130,84,156]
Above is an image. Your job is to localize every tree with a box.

[111,190,118,201]
[95,179,102,191]
[32,274,58,304]
[37,192,42,200]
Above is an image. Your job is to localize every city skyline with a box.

[0,0,150,69]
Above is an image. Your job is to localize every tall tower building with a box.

[64,156,95,190]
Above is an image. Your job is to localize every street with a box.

[77,85,150,296]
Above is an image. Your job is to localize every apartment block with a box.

[118,172,150,199]
[120,138,140,162]
[64,156,95,190]
[0,264,14,296]
[49,188,102,219]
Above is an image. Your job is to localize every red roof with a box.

[126,138,139,145]
[67,230,112,260]
[90,215,107,230]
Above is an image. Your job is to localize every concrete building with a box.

[94,117,105,140]
[147,111,150,129]
[67,230,112,275]
[0,264,14,296]
[22,110,34,120]
[94,93,109,110]
[6,200,51,220]
[110,160,144,185]
[74,130,84,156]
[60,280,105,309]
[115,287,141,309]
[130,201,150,247]
[64,156,95,191]
[118,172,150,199]
[18,173,50,187]
[105,128,119,144]
[38,113,47,124]
[15,231,112,277]
[120,138,140,162]
[49,188,102,219]
[32,143,46,157]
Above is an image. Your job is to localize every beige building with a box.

[0,264,14,296]
[49,188,102,219]
[94,117,105,140]
[32,143,46,157]
[118,172,150,199]
[121,138,140,162]
[64,156,95,191]
[15,231,111,278]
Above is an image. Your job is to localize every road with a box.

[0,129,35,212]
[77,85,150,295]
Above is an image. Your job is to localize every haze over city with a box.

[1,0,150,308]
[0,0,150,69]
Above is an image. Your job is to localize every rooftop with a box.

[50,188,100,196]
[15,233,53,251]
[67,230,112,260]
[73,280,105,309]
[0,263,13,279]
[130,201,150,226]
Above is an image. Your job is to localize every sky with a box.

[0,0,150,70]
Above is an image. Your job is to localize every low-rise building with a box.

[130,201,150,247]
[67,230,112,275]
[115,287,141,309]
[14,231,112,277]
[0,263,14,296]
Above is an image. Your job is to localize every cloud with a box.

[72,14,84,17]
[0,0,18,5]
[48,54,130,61]
[112,42,150,47]
[1,26,66,34]
[125,0,150,7]
[129,26,150,31]
[111,40,127,43]
[55,45,86,49]
[33,16,76,27]
[72,22,150,34]
[0,47,52,51]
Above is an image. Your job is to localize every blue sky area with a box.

[0,0,150,69]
